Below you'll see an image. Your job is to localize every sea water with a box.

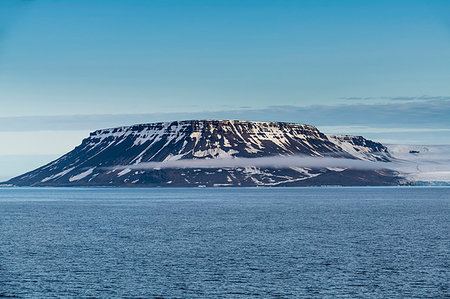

[0,187,448,298]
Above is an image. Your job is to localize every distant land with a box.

[2,120,449,187]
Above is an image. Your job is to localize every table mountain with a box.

[4,120,402,187]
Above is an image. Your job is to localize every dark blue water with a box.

[0,187,449,298]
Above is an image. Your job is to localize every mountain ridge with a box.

[4,120,402,187]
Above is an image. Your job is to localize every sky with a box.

[0,0,450,180]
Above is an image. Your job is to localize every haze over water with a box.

[1,187,448,298]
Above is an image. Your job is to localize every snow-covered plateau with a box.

[386,144,450,184]
[3,120,448,187]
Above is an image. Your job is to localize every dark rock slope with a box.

[5,120,402,187]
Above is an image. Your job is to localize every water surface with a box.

[0,187,449,298]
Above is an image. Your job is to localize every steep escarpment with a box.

[4,120,402,187]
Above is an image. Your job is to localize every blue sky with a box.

[0,0,450,180]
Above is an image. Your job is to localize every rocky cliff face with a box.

[5,120,401,187]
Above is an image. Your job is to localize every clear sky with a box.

[0,0,450,180]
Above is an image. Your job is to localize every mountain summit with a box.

[5,120,402,187]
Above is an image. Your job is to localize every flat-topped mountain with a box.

[4,120,402,187]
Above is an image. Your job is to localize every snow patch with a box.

[117,168,132,177]
[41,167,75,183]
[69,168,95,182]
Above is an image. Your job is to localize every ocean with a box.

[0,187,448,298]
